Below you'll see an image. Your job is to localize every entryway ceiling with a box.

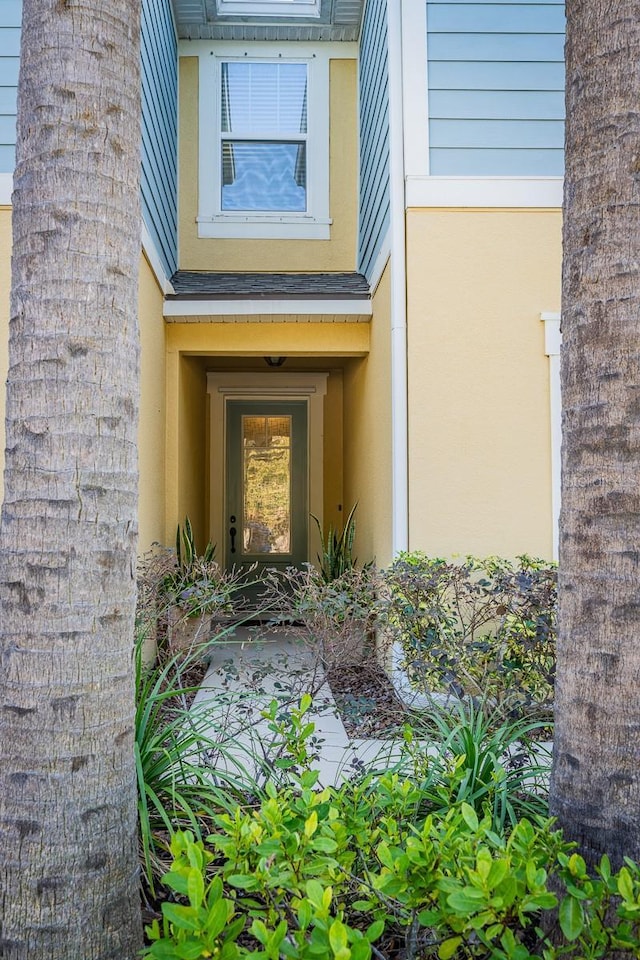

[171,0,365,41]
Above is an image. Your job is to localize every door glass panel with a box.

[242,415,291,555]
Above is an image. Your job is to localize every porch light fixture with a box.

[264,356,287,367]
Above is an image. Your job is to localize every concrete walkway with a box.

[191,624,404,787]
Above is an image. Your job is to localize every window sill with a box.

[197,215,332,241]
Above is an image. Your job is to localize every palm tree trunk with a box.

[550,0,640,867]
[0,1,143,956]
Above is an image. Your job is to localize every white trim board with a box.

[141,220,176,295]
[0,173,13,205]
[406,176,563,209]
[366,229,391,296]
[401,0,429,178]
[164,298,372,317]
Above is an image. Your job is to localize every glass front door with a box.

[225,400,308,574]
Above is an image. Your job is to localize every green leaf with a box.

[251,919,269,946]
[162,870,190,896]
[558,895,584,941]
[447,887,487,914]
[487,860,509,890]
[365,919,384,943]
[350,941,370,960]
[460,802,479,832]
[298,898,313,929]
[618,866,634,902]
[306,879,325,908]
[227,873,259,890]
[329,920,349,958]
[312,836,338,853]
[438,937,462,960]
[187,867,205,910]
[175,941,211,960]
[305,811,319,838]
[568,854,586,878]
[206,898,231,940]
[599,854,611,883]
[161,903,201,932]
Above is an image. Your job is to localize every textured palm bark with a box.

[0,1,143,957]
[550,0,640,866]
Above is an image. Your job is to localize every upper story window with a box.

[197,43,331,240]
[220,61,308,213]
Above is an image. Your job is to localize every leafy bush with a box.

[144,793,640,959]
[382,554,556,720]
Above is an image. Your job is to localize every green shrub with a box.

[382,554,556,721]
[142,695,640,959]
[144,803,640,959]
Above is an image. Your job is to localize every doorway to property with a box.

[206,371,330,578]
[225,399,308,575]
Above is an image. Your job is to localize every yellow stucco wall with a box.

[343,264,394,567]
[0,207,10,494]
[178,57,358,272]
[406,208,561,560]
[138,254,167,550]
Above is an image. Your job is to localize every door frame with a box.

[206,372,328,568]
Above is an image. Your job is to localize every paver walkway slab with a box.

[192,625,373,787]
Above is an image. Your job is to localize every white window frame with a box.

[197,42,331,240]
[216,0,321,18]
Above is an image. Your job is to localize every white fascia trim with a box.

[367,229,391,295]
[141,220,176,295]
[406,176,564,209]
[0,172,13,204]
[163,298,372,317]
[402,0,429,178]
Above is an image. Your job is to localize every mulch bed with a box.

[325,659,408,738]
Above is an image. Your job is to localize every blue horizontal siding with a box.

[429,33,564,61]
[0,27,19,56]
[358,0,390,281]
[428,3,565,31]
[431,117,563,148]
[2,1,21,27]
[0,143,14,170]
[141,0,177,278]
[427,0,565,176]
[0,86,17,114]
[0,0,19,174]
[430,146,562,174]
[430,89,564,119]
[429,59,564,90]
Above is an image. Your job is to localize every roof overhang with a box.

[171,0,365,41]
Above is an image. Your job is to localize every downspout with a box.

[387,0,409,555]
